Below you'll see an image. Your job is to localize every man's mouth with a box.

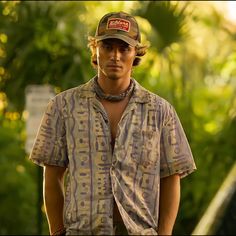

[107,64,122,69]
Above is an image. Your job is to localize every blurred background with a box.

[0,1,236,235]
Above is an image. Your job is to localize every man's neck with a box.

[97,75,131,95]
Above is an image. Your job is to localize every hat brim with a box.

[95,34,138,47]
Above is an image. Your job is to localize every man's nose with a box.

[110,48,121,61]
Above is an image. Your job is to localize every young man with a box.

[29,12,196,235]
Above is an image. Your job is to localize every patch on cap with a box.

[107,18,130,32]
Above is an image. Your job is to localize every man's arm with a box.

[43,165,67,235]
[158,174,180,235]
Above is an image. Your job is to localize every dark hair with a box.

[87,36,149,68]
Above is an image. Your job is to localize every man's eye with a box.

[121,47,130,52]
[102,44,112,50]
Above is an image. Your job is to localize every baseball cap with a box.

[95,11,141,47]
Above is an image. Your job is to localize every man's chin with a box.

[107,74,120,81]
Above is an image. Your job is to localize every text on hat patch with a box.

[107,18,130,32]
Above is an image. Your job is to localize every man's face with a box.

[96,38,136,81]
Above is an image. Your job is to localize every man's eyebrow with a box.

[117,43,130,48]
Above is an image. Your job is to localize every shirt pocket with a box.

[130,129,160,169]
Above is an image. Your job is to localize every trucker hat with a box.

[95,11,141,47]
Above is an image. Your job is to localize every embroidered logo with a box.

[107,18,130,32]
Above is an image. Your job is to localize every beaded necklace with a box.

[93,77,134,102]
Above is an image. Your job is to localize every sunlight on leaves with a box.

[204,121,218,134]
[5,111,20,121]
[16,165,25,173]
[0,33,7,43]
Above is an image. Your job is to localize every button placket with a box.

[116,101,136,149]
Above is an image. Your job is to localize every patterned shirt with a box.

[29,77,196,235]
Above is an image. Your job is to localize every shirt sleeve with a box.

[160,103,196,178]
[29,96,68,167]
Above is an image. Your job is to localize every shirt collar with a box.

[132,79,150,104]
[78,75,150,104]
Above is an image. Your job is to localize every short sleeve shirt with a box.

[29,77,196,235]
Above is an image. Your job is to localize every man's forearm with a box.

[158,174,180,235]
[43,165,66,235]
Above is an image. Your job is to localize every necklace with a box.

[93,77,134,102]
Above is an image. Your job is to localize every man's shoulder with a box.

[52,79,94,102]
[134,80,172,109]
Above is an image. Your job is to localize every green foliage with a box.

[135,1,190,52]
[0,116,38,234]
[0,1,93,112]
